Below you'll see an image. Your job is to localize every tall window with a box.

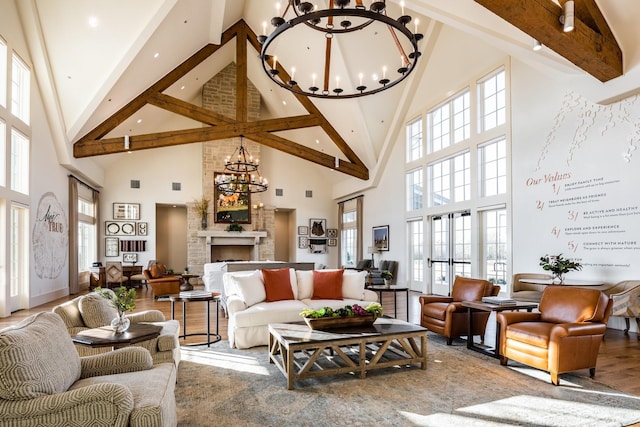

[406,118,422,162]
[406,168,422,211]
[0,120,5,187]
[408,219,424,286]
[483,208,508,286]
[428,152,470,206]
[480,137,507,197]
[10,128,29,194]
[78,197,97,272]
[0,38,6,107]
[11,53,30,125]
[478,68,505,132]
[10,205,29,299]
[428,90,470,154]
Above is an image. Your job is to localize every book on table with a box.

[179,290,212,298]
[481,296,517,305]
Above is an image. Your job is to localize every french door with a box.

[429,211,471,295]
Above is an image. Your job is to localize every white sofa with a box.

[224,268,378,349]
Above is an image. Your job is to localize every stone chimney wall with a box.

[187,63,275,275]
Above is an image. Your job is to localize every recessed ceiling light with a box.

[153,52,159,58]
[137,119,142,124]
[315,139,320,144]
[180,85,185,90]
[282,100,287,105]
[88,16,99,28]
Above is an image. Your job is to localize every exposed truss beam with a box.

[73,20,369,180]
[473,0,622,82]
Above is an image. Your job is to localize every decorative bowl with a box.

[303,314,377,330]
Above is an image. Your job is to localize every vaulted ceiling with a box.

[16,0,640,186]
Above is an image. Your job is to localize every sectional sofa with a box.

[224,268,378,349]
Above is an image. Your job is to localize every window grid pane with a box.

[406,119,423,162]
[406,168,423,211]
[428,104,450,153]
[452,91,470,143]
[409,220,424,283]
[10,205,28,298]
[480,138,507,197]
[341,227,356,267]
[484,209,508,286]
[10,128,29,194]
[11,54,30,125]
[479,69,505,132]
[0,120,5,187]
[0,39,6,108]
[453,152,471,202]
[429,159,451,206]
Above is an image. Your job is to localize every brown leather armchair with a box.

[497,286,612,385]
[419,276,500,345]
[143,263,182,298]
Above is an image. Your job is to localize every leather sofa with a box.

[419,276,500,345]
[0,312,177,427]
[497,286,612,385]
[225,268,378,349]
[52,290,180,365]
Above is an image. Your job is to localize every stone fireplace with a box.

[186,63,275,276]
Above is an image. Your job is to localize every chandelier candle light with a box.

[215,136,268,195]
[258,0,423,99]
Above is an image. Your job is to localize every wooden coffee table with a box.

[71,323,162,349]
[268,317,428,389]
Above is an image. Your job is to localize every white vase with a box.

[110,312,130,333]
[384,279,391,288]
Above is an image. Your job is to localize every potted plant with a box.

[95,286,137,332]
[226,224,244,232]
[539,254,582,284]
[194,196,210,230]
[381,270,393,288]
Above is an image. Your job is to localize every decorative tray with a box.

[303,314,377,330]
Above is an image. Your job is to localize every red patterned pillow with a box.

[262,268,294,302]
[312,270,344,300]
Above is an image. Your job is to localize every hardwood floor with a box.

[2,287,639,396]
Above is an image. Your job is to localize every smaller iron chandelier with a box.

[214,136,268,195]
[259,0,423,99]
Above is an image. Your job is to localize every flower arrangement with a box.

[193,195,210,218]
[300,302,383,319]
[95,286,136,314]
[539,254,582,284]
[381,270,393,280]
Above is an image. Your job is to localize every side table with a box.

[71,323,162,349]
[169,292,221,347]
[367,285,410,320]
[461,300,538,359]
[178,273,200,291]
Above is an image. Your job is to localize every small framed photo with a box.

[113,203,140,220]
[298,225,308,235]
[123,253,137,263]
[105,237,119,257]
[137,222,148,236]
[327,228,338,239]
[309,218,327,237]
[373,225,389,251]
[298,236,309,249]
[328,238,337,247]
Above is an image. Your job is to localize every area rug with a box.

[175,334,640,426]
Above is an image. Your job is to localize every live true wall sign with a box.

[32,192,68,279]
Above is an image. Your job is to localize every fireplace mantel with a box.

[197,231,267,262]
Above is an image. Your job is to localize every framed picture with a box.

[298,236,309,249]
[328,238,337,247]
[309,238,327,254]
[105,237,119,257]
[137,222,148,236]
[123,253,137,263]
[309,218,327,237]
[327,228,338,239]
[298,225,308,235]
[105,221,136,236]
[373,225,389,251]
[113,203,140,220]
[214,173,251,224]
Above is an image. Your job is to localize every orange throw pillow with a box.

[312,270,344,300]
[262,268,294,302]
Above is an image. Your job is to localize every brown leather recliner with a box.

[497,286,612,385]
[419,276,500,345]
[143,263,182,298]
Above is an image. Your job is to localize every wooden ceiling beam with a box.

[473,0,622,82]
[73,20,369,180]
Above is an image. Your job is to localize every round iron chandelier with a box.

[214,136,268,195]
[258,0,423,99]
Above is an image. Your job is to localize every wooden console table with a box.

[89,265,143,289]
